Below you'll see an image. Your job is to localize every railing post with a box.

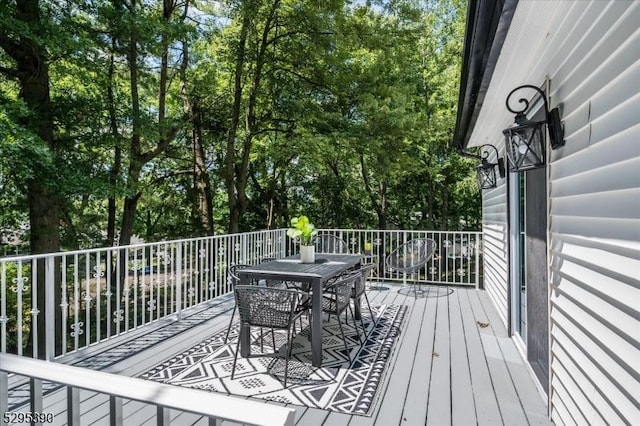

[45,257,55,361]
[109,395,123,426]
[67,386,80,426]
[1,263,6,354]
[475,233,481,289]
[30,378,43,425]
[280,229,287,257]
[157,406,170,426]
[241,233,248,264]
[175,243,182,321]
[0,371,8,426]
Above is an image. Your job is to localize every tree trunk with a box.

[119,0,177,244]
[0,0,62,358]
[359,154,387,230]
[179,24,213,235]
[120,193,141,246]
[225,3,251,233]
[226,0,279,233]
[377,181,387,230]
[192,102,214,235]
[107,39,121,246]
[119,0,142,246]
[440,185,450,231]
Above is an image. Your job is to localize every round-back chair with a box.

[315,233,350,254]
[385,238,437,296]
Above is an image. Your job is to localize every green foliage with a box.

[0,0,478,254]
[286,215,318,246]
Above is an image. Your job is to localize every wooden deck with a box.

[8,283,551,425]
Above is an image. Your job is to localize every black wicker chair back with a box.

[352,263,375,299]
[321,271,362,359]
[231,285,306,387]
[234,286,301,329]
[349,263,376,334]
[315,233,350,254]
[228,264,251,285]
[224,264,251,343]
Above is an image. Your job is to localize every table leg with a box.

[240,323,250,357]
[311,278,323,367]
[354,297,362,320]
[238,274,251,358]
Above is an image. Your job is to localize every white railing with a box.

[308,229,482,287]
[0,353,295,426]
[0,229,288,359]
[0,228,480,359]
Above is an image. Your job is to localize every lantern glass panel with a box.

[476,163,497,189]
[504,121,545,172]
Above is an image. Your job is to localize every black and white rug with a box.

[140,304,407,416]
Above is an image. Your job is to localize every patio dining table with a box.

[237,253,363,367]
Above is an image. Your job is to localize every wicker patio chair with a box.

[385,238,437,297]
[226,263,287,347]
[230,286,307,387]
[350,263,376,332]
[315,233,350,254]
[224,264,251,343]
[319,271,362,360]
[259,257,288,289]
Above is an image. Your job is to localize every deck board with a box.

[359,293,425,426]
[425,287,452,425]
[449,287,477,426]
[295,407,329,425]
[476,290,551,426]
[467,290,530,425]
[457,287,505,425]
[6,284,551,426]
[320,411,352,426]
[400,290,436,425]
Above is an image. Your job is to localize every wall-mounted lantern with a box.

[503,84,564,172]
[476,144,505,189]
[457,143,506,190]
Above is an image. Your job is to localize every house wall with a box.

[481,181,509,328]
[468,1,640,424]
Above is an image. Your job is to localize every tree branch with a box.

[0,65,19,78]
[269,65,327,88]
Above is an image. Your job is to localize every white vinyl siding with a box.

[546,3,640,424]
[466,1,640,424]
[481,182,509,328]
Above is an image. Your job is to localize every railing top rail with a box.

[0,228,481,263]
[0,228,288,263]
[317,229,482,235]
[0,353,295,426]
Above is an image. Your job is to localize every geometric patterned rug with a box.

[140,304,407,416]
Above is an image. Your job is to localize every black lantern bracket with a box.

[505,84,564,150]
[503,84,565,172]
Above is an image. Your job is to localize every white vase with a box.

[300,245,315,264]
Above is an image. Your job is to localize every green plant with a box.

[286,215,317,246]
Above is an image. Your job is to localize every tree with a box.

[0,0,477,257]
[0,0,60,254]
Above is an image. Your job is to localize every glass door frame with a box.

[509,171,527,348]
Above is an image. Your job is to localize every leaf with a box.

[477,321,489,328]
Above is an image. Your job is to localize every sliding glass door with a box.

[509,167,549,392]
